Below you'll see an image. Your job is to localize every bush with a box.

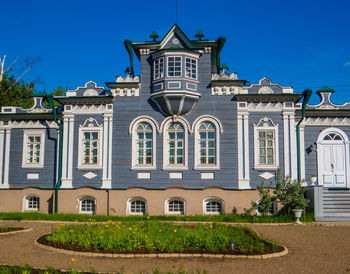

[251,182,276,216]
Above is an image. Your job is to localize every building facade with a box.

[1,25,349,220]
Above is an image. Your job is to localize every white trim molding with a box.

[77,118,103,170]
[21,129,46,169]
[192,115,223,171]
[129,116,158,171]
[161,116,190,170]
[253,117,279,170]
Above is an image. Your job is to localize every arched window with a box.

[136,123,153,165]
[166,198,185,215]
[129,116,159,170]
[323,133,343,141]
[127,198,147,215]
[199,122,216,165]
[192,115,223,170]
[78,196,96,214]
[168,123,184,165]
[203,197,223,215]
[23,195,40,211]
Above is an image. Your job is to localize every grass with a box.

[0,264,209,274]
[41,220,279,255]
[0,211,314,223]
[0,226,24,233]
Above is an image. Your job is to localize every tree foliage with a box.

[251,182,276,216]
[0,73,35,109]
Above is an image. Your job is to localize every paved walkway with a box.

[0,221,350,273]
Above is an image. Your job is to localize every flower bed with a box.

[39,221,280,255]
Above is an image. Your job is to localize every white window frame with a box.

[253,117,279,170]
[203,197,224,215]
[165,197,185,215]
[78,196,96,214]
[153,57,164,80]
[161,117,190,170]
[127,197,147,215]
[22,129,45,168]
[167,56,182,77]
[192,115,223,170]
[185,57,198,80]
[22,194,40,212]
[77,118,103,170]
[129,116,159,170]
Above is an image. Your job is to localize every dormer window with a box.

[185,57,197,79]
[167,56,182,77]
[154,57,164,80]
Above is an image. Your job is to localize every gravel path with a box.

[0,221,349,273]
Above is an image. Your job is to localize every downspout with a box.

[296,89,313,182]
[45,94,63,213]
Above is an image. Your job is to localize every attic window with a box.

[154,57,164,80]
[167,57,182,77]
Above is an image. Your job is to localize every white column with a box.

[0,129,4,186]
[108,116,113,182]
[299,126,305,180]
[237,114,243,182]
[283,113,290,177]
[243,114,250,182]
[61,116,69,180]
[289,114,297,180]
[3,129,11,187]
[67,116,74,181]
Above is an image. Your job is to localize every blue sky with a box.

[2,0,349,104]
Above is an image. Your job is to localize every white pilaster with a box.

[61,115,73,188]
[237,114,243,182]
[243,114,250,182]
[101,113,112,189]
[108,116,113,181]
[61,116,69,180]
[299,126,305,180]
[283,114,290,177]
[0,129,4,186]
[3,129,11,187]
[289,114,297,180]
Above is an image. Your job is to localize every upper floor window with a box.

[167,56,182,77]
[130,116,159,170]
[192,115,223,170]
[168,122,184,165]
[253,117,279,170]
[136,123,153,165]
[78,118,102,170]
[154,57,164,80]
[199,122,216,165]
[185,57,197,79]
[22,129,45,168]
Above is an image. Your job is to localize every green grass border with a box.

[0,211,314,223]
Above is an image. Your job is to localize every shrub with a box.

[251,182,276,216]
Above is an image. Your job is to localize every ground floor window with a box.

[166,199,185,215]
[79,197,96,214]
[128,198,146,215]
[203,198,223,215]
[23,195,40,211]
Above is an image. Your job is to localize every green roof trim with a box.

[317,86,335,93]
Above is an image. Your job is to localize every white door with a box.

[317,131,348,188]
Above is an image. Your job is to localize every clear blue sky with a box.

[2,0,350,104]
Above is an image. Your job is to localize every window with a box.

[167,56,182,77]
[78,118,102,169]
[258,130,275,165]
[23,195,40,211]
[82,131,99,165]
[254,117,279,170]
[129,116,158,170]
[136,123,153,165]
[22,129,45,168]
[193,115,223,170]
[168,123,184,165]
[203,198,223,215]
[166,198,185,215]
[128,198,147,215]
[199,122,216,165]
[79,197,96,214]
[185,57,197,79]
[154,58,164,80]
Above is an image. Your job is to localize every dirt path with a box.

[0,221,349,273]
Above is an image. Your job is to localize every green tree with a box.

[0,73,35,109]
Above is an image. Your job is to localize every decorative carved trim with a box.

[204,47,211,53]
[247,102,283,112]
[11,120,58,129]
[65,104,111,114]
[116,75,140,83]
[211,72,238,81]
[211,86,242,95]
[140,49,150,55]
[302,117,350,126]
[111,88,140,97]
[80,118,102,128]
